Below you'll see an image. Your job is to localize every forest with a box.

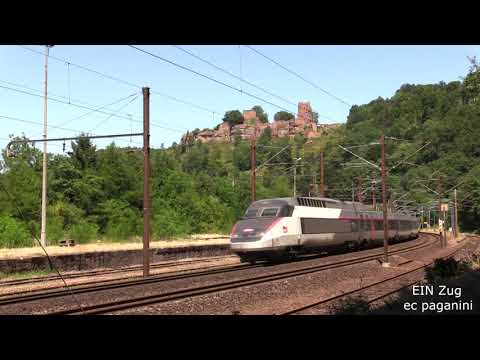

[1,59,479,248]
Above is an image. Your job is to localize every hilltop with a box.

[180,101,341,144]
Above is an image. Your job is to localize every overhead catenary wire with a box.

[0,78,131,112]
[172,45,300,109]
[129,45,333,122]
[243,45,352,108]
[0,84,186,134]
[0,114,143,147]
[30,92,139,138]
[90,95,139,132]
[172,45,333,128]
[17,45,222,116]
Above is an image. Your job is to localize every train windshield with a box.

[243,207,280,218]
[260,208,279,217]
[231,217,281,239]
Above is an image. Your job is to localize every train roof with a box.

[250,197,364,208]
[249,197,418,218]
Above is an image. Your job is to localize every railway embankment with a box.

[0,236,231,274]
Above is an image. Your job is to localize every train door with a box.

[359,213,370,247]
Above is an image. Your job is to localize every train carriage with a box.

[230,197,420,263]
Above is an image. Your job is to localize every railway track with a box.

[279,233,465,315]
[44,234,438,315]
[0,255,237,288]
[0,260,263,306]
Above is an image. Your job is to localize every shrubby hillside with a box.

[1,59,479,247]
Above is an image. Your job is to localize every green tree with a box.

[0,214,32,248]
[70,134,97,170]
[274,111,294,121]
[222,110,244,127]
[252,105,269,123]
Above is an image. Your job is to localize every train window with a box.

[301,218,351,234]
[260,208,279,217]
[244,209,258,218]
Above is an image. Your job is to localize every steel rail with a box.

[0,255,238,293]
[48,235,437,315]
[280,233,468,315]
[0,262,261,307]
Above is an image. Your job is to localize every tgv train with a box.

[230,197,420,263]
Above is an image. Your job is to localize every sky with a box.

[0,45,478,153]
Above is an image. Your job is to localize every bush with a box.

[0,214,32,248]
[96,199,140,240]
[425,258,470,283]
[331,296,371,315]
[105,222,137,241]
[49,201,84,229]
[68,221,98,244]
[152,208,191,240]
[47,216,65,244]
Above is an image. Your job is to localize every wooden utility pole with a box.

[320,151,325,197]
[143,87,150,277]
[250,135,256,202]
[380,133,389,266]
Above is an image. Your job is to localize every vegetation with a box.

[252,105,269,123]
[274,111,295,121]
[222,110,244,127]
[331,295,371,315]
[0,59,479,248]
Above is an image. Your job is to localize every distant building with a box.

[181,101,342,144]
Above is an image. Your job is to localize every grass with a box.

[0,269,56,281]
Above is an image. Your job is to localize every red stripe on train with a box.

[338,217,417,222]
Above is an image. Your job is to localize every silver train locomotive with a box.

[230,197,420,263]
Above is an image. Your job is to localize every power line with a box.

[17,45,221,116]
[172,45,299,108]
[244,45,352,107]
[0,79,112,109]
[0,114,143,147]
[130,46,292,111]
[0,83,186,134]
[172,45,334,125]
[30,92,139,138]
[129,46,333,123]
[90,95,139,132]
